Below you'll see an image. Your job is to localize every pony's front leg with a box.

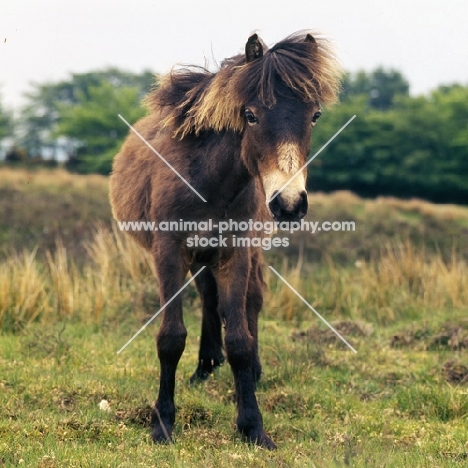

[246,249,264,384]
[151,240,189,443]
[215,249,276,450]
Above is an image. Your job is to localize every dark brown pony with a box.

[110,31,342,449]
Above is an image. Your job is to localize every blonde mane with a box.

[146,31,343,139]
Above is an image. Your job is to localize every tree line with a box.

[310,71,468,204]
[0,67,467,204]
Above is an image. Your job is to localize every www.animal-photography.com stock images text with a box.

[1,1,468,466]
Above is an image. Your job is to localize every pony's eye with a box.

[244,109,258,125]
[312,111,322,123]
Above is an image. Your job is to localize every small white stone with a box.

[99,399,111,412]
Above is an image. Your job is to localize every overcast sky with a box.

[1,0,468,112]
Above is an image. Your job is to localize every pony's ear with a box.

[304,33,318,52]
[245,33,263,63]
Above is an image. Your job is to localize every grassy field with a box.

[1,166,468,467]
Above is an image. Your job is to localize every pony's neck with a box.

[194,130,257,213]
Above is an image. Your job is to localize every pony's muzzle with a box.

[269,190,308,221]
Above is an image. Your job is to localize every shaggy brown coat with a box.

[110,31,342,449]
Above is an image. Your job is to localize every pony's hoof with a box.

[254,431,277,450]
[242,427,277,450]
[151,424,173,444]
[189,355,225,385]
[151,411,173,444]
[189,367,210,384]
[260,432,278,450]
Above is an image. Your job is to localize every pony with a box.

[110,31,342,449]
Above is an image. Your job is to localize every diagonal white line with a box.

[118,114,207,203]
[117,266,206,354]
[268,266,357,353]
[269,115,356,202]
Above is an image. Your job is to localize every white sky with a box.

[1,0,468,112]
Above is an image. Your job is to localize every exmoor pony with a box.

[110,31,342,448]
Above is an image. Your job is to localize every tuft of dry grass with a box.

[1,224,467,333]
[0,224,157,332]
[85,224,156,284]
[1,168,467,332]
[357,240,468,314]
[267,239,468,324]
[0,249,48,331]
[2,227,467,332]
[46,240,77,318]
[81,224,157,320]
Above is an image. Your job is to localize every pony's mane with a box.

[146,31,343,139]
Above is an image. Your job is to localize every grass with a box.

[2,314,468,466]
[1,167,468,466]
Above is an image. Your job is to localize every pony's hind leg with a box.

[190,266,225,384]
[151,241,189,443]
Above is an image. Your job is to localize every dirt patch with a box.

[52,390,77,412]
[430,324,468,350]
[391,321,468,350]
[443,360,468,384]
[390,326,432,349]
[178,403,216,428]
[115,404,153,427]
[292,320,373,348]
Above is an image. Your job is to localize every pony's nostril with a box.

[268,191,283,219]
[297,190,308,219]
[268,191,308,221]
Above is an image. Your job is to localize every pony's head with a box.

[151,31,343,221]
[235,32,343,220]
[238,33,339,221]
